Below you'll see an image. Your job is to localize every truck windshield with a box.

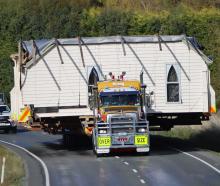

[0,106,10,113]
[100,94,140,106]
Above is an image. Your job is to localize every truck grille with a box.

[110,115,134,134]
[0,116,9,121]
[110,116,133,123]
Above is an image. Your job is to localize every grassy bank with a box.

[155,113,220,155]
[0,145,25,186]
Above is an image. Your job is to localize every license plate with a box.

[117,136,129,142]
[135,135,148,146]
[98,136,111,147]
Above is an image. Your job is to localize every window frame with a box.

[166,64,181,104]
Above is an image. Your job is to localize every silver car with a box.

[0,105,17,133]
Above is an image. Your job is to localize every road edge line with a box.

[0,140,50,186]
[170,147,220,175]
[1,157,6,184]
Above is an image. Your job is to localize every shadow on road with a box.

[39,134,184,157]
[29,115,220,158]
[43,134,92,151]
[41,129,220,157]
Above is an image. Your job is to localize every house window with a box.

[167,65,180,102]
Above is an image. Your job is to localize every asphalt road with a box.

[0,126,220,186]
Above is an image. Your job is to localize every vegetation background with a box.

[0,0,219,106]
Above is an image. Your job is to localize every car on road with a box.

[0,105,17,133]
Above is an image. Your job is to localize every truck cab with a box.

[92,80,150,156]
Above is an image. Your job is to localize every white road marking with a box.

[1,157,5,184]
[115,156,120,159]
[171,147,220,175]
[132,169,138,173]
[119,158,146,184]
[140,179,146,184]
[124,161,129,165]
[0,140,50,186]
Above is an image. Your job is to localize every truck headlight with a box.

[98,129,107,134]
[138,128,146,133]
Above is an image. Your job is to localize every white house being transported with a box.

[10,35,216,131]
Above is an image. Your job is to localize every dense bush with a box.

[0,0,219,106]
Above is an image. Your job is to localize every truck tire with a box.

[63,133,77,147]
[63,133,70,146]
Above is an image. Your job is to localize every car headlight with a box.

[138,128,146,133]
[98,129,107,134]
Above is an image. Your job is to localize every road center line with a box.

[124,161,129,165]
[170,147,220,175]
[140,179,146,184]
[132,169,138,173]
[0,139,50,186]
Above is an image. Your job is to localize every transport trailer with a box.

[9,35,216,139]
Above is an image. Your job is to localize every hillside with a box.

[0,0,219,106]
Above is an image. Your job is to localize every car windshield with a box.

[100,94,140,106]
[0,106,10,113]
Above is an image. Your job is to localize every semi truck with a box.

[91,76,150,156]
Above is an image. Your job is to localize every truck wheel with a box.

[63,134,69,146]
[63,133,76,147]
[96,153,104,158]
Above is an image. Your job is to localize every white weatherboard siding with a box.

[20,41,209,114]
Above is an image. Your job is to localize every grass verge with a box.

[155,113,220,156]
[0,145,25,186]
